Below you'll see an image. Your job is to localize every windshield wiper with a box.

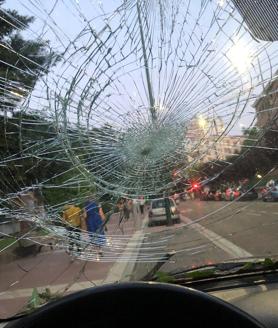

[146,257,278,283]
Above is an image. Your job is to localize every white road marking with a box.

[248,213,261,217]
[180,209,193,213]
[181,215,253,258]
[103,216,148,283]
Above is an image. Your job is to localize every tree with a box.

[0,2,65,201]
[0,111,97,206]
[0,0,58,112]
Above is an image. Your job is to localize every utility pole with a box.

[164,193,173,226]
[136,0,157,122]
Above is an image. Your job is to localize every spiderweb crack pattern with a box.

[0,0,277,264]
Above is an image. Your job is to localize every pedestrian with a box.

[174,192,180,205]
[133,198,140,215]
[123,199,130,220]
[127,198,134,218]
[267,179,275,188]
[84,198,106,256]
[204,185,210,193]
[62,204,82,254]
[116,199,125,234]
[139,196,145,215]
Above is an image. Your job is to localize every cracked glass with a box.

[0,0,278,319]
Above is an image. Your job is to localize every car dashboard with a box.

[2,278,278,328]
[211,281,278,327]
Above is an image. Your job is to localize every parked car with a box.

[148,198,181,227]
[238,188,258,201]
[262,184,278,202]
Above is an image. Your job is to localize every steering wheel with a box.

[7,282,264,328]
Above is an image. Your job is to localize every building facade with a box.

[253,74,278,128]
[186,116,245,163]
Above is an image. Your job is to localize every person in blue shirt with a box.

[84,199,106,256]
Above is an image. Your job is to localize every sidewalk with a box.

[0,210,147,319]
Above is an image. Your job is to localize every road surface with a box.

[132,199,278,279]
[1,199,278,318]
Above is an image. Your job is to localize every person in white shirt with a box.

[139,196,145,215]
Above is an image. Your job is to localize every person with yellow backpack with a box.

[63,204,83,254]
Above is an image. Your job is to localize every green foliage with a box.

[0,1,59,111]
[0,237,17,250]
[154,271,175,283]
[0,2,62,197]
[0,111,97,205]
[261,258,278,270]
[0,0,34,38]
[27,288,40,310]
[238,262,257,272]
[0,1,34,38]
[26,287,61,312]
[239,258,278,273]
[42,168,95,207]
[0,113,65,195]
[184,269,216,280]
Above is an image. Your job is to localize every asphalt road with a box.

[132,199,278,279]
[2,200,278,317]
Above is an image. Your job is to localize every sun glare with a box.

[227,41,252,74]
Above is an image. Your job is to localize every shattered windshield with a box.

[0,0,278,319]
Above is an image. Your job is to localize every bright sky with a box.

[4,0,278,135]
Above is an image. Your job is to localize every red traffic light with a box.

[191,183,200,189]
